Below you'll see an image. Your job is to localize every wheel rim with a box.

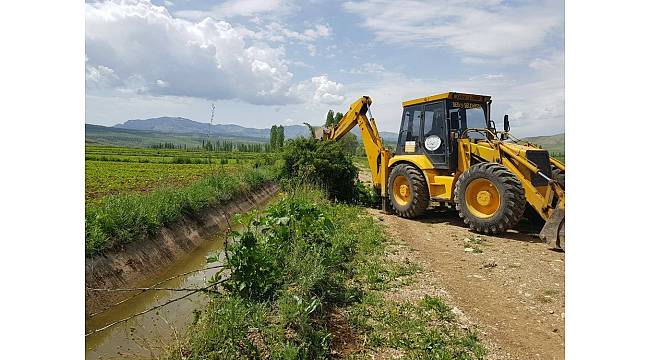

[392,175,411,206]
[465,178,500,218]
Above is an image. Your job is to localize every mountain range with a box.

[85,116,399,147]
[86,116,563,155]
[114,117,313,139]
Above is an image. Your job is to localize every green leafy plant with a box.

[281,138,373,203]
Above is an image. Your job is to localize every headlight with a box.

[424,135,442,151]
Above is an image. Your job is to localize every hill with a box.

[89,117,561,152]
[87,117,399,147]
[85,124,270,148]
[114,117,310,139]
[521,133,565,154]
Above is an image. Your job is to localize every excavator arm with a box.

[314,96,391,197]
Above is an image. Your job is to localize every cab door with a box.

[396,104,423,154]
[422,101,450,169]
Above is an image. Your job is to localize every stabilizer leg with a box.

[539,208,565,250]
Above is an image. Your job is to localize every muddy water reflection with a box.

[85,230,231,359]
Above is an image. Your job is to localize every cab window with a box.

[399,105,422,144]
[449,101,487,140]
[423,102,445,137]
[423,102,446,154]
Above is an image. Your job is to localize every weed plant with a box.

[171,187,381,358]
[170,188,483,359]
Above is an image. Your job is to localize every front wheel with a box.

[454,162,526,234]
[388,164,429,218]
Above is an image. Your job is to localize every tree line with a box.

[148,111,363,156]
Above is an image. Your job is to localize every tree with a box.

[325,110,336,127]
[281,138,358,202]
[334,112,344,126]
[277,125,285,148]
[339,133,358,156]
[270,125,278,150]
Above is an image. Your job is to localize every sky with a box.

[85,0,564,136]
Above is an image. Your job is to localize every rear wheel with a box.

[454,162,526,234]
[388,164,429,218]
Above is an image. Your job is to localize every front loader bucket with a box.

[539,208,565,250]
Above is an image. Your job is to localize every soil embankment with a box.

[85,183,279,316]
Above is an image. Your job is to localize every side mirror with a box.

[503,114,510,132]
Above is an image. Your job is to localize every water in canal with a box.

[85,231,230,359]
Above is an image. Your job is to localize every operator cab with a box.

[396,92,492,170]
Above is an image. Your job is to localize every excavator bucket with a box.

[539,208,565,250]
[313,128,326,140]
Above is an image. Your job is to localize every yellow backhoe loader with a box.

[315,93,565,250]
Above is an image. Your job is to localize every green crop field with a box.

[85,145,278,202]
[85,145,279,255]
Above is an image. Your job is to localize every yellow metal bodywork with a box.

[458,139,565,221]
[316,96,390,196]
[384,138,564,222]
[402,92,491,107]
[387,155,456,200]
[319,94,564,227]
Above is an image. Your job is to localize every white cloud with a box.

[311,75,344,105]
[246,22,332,43]
[289,75,345,105]
[529,52,564,71]
[175,0,295,20]
[85,0,303,105]
[85,64,119,89]
[341,62,387,75]
[343,64,563,136]
[306,44,317,56]
[342,0,563,59]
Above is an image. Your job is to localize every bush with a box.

[170,188,483,359]
[173,188,384,359]
[280,138,359,202]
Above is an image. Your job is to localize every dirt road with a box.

[359,169,565,359]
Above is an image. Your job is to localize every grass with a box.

[348,297,483,358]
[85,166,276,256]
[167,188,484,359]
[463,236,484,253]
[169,188,377,359]
[347,233,485,359]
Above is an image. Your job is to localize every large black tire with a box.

[388,163,429,218]
[454,163,526,234]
